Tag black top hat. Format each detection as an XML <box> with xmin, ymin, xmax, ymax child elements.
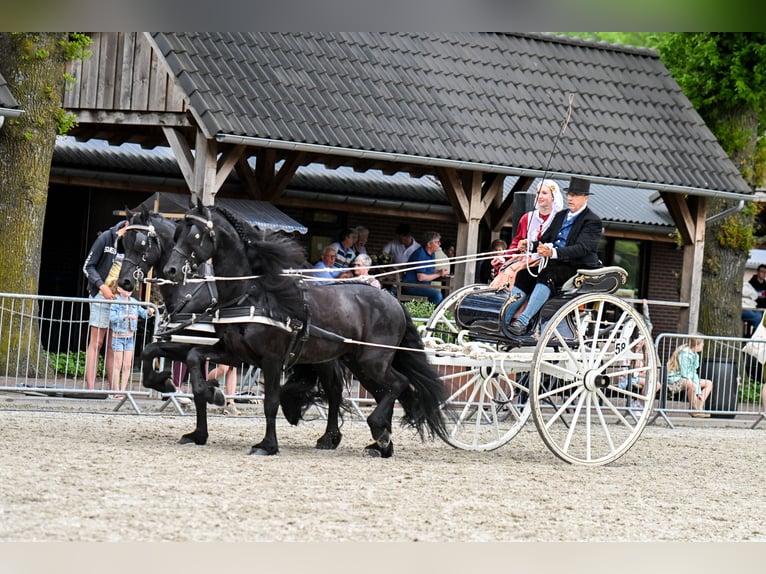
<box><xmin>564</xmin><ymin>177</ymin><xmax>592</xmax><ymax>195</ymax></box>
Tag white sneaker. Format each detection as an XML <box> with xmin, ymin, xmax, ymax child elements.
<box><xmin>223</xmin><ymin>403</ymin><xmax>241</xmax><ymax>416</ymax></box>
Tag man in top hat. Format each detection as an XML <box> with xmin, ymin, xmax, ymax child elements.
<box><xmin>505</xmin><ymin>176</ymin><xmax>603</xmax><ymax>336</ymax></box>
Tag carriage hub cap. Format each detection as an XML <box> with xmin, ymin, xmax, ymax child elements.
<box><xmin>583</xmin><ymin>370</ymin><xmax>609</xmax><ymax>392</ymax></box>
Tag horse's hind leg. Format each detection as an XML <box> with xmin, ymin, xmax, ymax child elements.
<box><xmin>357</xmin><ymin>378</ymin><xmax>397</xmax><ymax>458</ymax></box>
<box><xmin>314</xmin><ymin>362</ymin><xmax>343</xmax><ymax>450</ymax></box>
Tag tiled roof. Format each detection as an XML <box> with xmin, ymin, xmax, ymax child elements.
<box><xmin>0</xmin><ymin>71</ymin><xmax>20</xmax><ymax>111</ymax></box>
<box><xmin>150</xmin><ymin>32</ymin><xmax>750</xmax><ymax>195</ymax></box>
<box><xmin>52</xmin><ymin>137</ymin><xmax>672</xmax><ymax>232</ymax></box>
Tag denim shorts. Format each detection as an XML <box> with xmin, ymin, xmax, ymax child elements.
<box><xmin>88</xmin><ymin>295</ymin><xmax>111</xmax><ymax>329</ymax></box>
<box><xmin>111</xmin><ymin>336</ymin><xmax>136</xmax><ymax>352</ymax></box>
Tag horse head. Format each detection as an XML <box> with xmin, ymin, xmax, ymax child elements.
<box><xmin>163</xmin><ymin>203</ymin><xmax>221</xmax><ymax>282</ymax></box>
<box><xmin>118</xmin><ymin>208</ymin><xmax>176</xmax><ymax>292</ymax></box>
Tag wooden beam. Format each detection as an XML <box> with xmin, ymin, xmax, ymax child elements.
<box><xmin>73</xmin><ymin>109</ymin><xmax>190</xmax><ymax>127</ymax></box>
<box><xmin>660</xmin><ymin>191</ymin><xmax>694</xmax><ymax>244</ymax></box>
<box><xmin>162</xmin><ymin>126</ymin><xmax>195</xmax><ymax>190</ymax></box>
<box><xmin>194</xmin><ymin>129</ymin><xmax>218</xmax><ymax>205</ymax></box>
<box><xmin>266</xmin><ymin>151</ymin><xmax>307</xmax><ymax>201</ymax></box>
<box><xmin>436</xmin><ymin>167</ymin><xmax>469</xmax><ymax>223</ymax></box>
<box><xmin>214</xmin><ymin>144</ymin><xmax>246</xmax><ymax>193</ymax></box>
<box><xmin>234</xmin><ymin>156</ymin><xmax>263</xmax><ymax>200</ymax></box>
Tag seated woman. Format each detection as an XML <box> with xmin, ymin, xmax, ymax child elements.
<box><xmin>490</xmin><ymin>179</ymin><xmax>564</xmax><ymax>290</ymax></box>
<box><xmin>352</xmin><ymin>254</ymin><xmax>381</xmax><ymax>288</ymax></box>
<box><xmin>666</xmin><ymin>336</ymin><xmax>714</xmax><ymax>418</ymax></box>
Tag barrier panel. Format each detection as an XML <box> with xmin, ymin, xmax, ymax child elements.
<box><xmin>3</xmin><ymin>292</ymin><xmax>764</xmax><ymax>430</ymax></box>
<box><xmin>0</xmin><ymin>292</ymin><xmax>159</xmax><ymax>412</ymax></box>
<box><xmin>653</xmin><ymin>333</ymin><xmax>766</xmax><ymax>429</ymax></box>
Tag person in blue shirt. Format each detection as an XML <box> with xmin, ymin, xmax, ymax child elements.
<box><xmin>401</xmin><ymin>232</ymin><xmax>449</xmax><ymax>304</ymax></box>
<box><xmin>109</xmin><ymin>281</ymin><xmax>153</xmax><ymax>399</ymax></box>
<box><xmin>666</xmin><ymin>336</ymin><xmax>713</xmax><ymax>418</ymax></box>
<box><xmin>312</xmin><ymin>246</ymin><xmax>342</xmax><ymax>284</ymax></box>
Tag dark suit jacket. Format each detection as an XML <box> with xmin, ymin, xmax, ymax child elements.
<box><xmin>535</xmin><ymin>206</ymin><xmax>603</xmax><ymax>268</ymax></box>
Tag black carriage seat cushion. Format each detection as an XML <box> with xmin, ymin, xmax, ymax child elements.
<box><xmin>559</xmin><ymin>266</ymin><xmax>628</xmax><ymax>294</ymax></box>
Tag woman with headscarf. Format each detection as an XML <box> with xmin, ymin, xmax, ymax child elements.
<box><xmin>489</xmin><ymin>179</ymin><xmax>564</xmax><ymax>290</ymax></box>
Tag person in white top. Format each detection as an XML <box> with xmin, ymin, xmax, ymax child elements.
<box><xmin>382</xmin><ymin>223</ymin><xmax>421</xmax><ymax>280</ymax></box>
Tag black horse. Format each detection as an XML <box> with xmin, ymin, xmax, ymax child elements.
<box><xmin>163</xmin><ymin>203</ymin><xmax>449</xmax><ymax>457</ymax></box>
<box><xmin>117</xmin><ymin>207</ymin><xmax>347</xmax><ymax>450</ymax></box>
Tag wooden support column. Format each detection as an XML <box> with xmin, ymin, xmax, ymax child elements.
<box><xmin>162</xmin><ymin>126</ymin><xmax>246</xmax><ymax>205</ymax></box>
<box><xmin>661</xmin><ymin>192</ymin><xmax>706</xmax><ymax>333</ymax></box>
<box><xmin>437</xmin><ymin>168</ymin><xmax>503</xmax><ymax>287</ymax></box>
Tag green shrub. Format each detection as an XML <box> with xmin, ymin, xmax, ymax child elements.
<box><xmin>45</xmin><ymin>350</ymin><xmax>104</xmax><ymax>378</ymax></box>
<box><xmin>403</xmin><ymin>300</ymin><xmax>436</xmax><ymax>321</ymax></box>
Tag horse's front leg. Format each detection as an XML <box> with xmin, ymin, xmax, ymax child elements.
<box><xmin>315</xmin><ymin>362</ymin><xmax>344</xmax><ymax>450</ymax></box>
<box><xmin>140</xmin><ymin>342</ymin><xmax>180</xmax><ymax>394</ymax></box>
<box><xmin>250</xmin><ymin>364</ymin><xmax>281</xmax><ymax>456</ymax></box>
<box><xmin>178</xmin><ymin>349</ymin><xmax>211</xmax><ymax>446</ymax></box>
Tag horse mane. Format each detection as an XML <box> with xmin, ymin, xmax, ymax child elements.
<box><xmin>210</xmin><ymin>205</ymin><xmax>309</xmax><ymax>320</ymax></box>
<box><xmin>212</xmin><ymin>205</ymin><xmax>307</xmax><ymax>275</ymax></box>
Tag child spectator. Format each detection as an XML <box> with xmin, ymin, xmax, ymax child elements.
<box><xmin>109</xmin><ymin>281</ymin><xmax>153</xmax><ymax>399</ymax></box>
<box><xmin>666</xmin><ymin>336</ymin><xmax>713</xmax><ymax>418</ymax></box>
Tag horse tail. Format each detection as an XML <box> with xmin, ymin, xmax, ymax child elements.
<box><xmin>280</xmin><ymin>361</ymin><xmax>349</xmax><ymax>425</ymax></box>
<box><xmin>392</xmin><ymin>307</ymin><xmax>449</xmax><ymax>442</ymax></box>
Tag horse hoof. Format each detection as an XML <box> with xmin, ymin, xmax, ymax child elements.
<box><xmin>364</xmin><ymin>441</ymin><xmax>393</xmax><ymax>458</ymax></box>
<box><xmin>207</xmin><ymin>387</ymin><xmax>225</xmax><ymax>407</ymax></box>
<box><xmin>179</xmin><ymin>433</ymin><xmax>206</xmax><ymax>446</ymax></box>
<box><xmin>315</xmin><ymin>432</ymin><xmax>342</xmax><ymax>450</ymax></box>
<box><xmin>249</xmin><ymin>446</ymin><xmax>278</xmax><ymax>456</ymax></box>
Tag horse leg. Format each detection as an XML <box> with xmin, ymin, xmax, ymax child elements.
<box><xmin>178</xmin><ymin>348</ymin><xmax>211</xmax><ymax>445</ymax></box>
<box><xmin>140</xmin><ymin>342</ymin><xmax>180</xmax><ymax>394</ymax></box>
<box><xmin>356</xmin><ymin>375</ymin><xmax>397</xmax><ymax>458</ymax></box>
<box><xmin>314</xmin><ymin>362</ymin><xmax>344</xmax><ymax>450</ymax></box>
<box><xmin>250</xmin><ymin>363</ymin><xmax>281</xmax><ymax>456</ymax></box>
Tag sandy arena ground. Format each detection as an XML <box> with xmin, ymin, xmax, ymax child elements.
<box><xmin>1</xmin><ymin>396</ymin><xmax>765</xmax><ymax>543</ymax></box>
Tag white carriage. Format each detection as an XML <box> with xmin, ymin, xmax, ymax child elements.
<box><xmin>421</xmin><ymin>266</ymin><xmax>658</xmax><ymax>466</ymax></box>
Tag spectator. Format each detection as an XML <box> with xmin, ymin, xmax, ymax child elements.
<box><xmin>207</xmin><ymin>363</ymin><xmax>240</xmax><ymax>416</ymax></box>
<box><xmin>82</xmin><ymin>219</ymin><xmax>128</xmax><ymax>391</ymax></box>
<box><xmin>352</xmin><ymin>254</ymin><xmax>381</xmax><ymax>288</ymax></box>
<box><xmin>401</xmin><ymin>231</ymin><xmax>449</xmax><ymax>304</ymax></box>
<box><xmin>382</xmin><ymin>223</ymin><xmax>421</xmax><ymax>277</ymax></box>
<box><xmin>748</xmin><ymin>264</ymin><xmax>766</xmax><ymax>308</ymax></box>
<box><xmin>666</xmin><ymin>336</ymin><xmax>713</xmax><ymax>418</ymax></box>
<box><xmin>312</xmin><ymin>246</ymin><xmax>341</xmax><ymax>284</ymax></box>
<box><xmin>503</xmin><ymin>177</ymin><xmax>602</xmax><ymax>336</ymax></box>
<box><xmin>478</xmin><ymin>239</ymin><xmax>507</xmax><ymax>284</ymax></box>
<box><xmin>742</xmin><ymin>280</ymin><xmax>764</xmax><ymax>336</ymax></box>
<box><xmin>328</xmin><ymin>228</ymin><xmax>357</xmax><ymax>278</ymax></box>
<box><xmin>108</xmin><ymin>281</ymin><xmax>153</xmax><ymax>399</ymax></box>
<box><xmin>353</xmin><ymin>226</ymin><xmax>369</xmax><ymax>255</ymax></box>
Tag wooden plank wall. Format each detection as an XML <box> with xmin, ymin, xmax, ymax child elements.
<box><xmin>63</xmin><ymin>32</ymin><xmax>186</xmax><ymax>113</ymax></box>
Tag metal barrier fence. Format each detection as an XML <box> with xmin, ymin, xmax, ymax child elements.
<box><xmin>653</xmin><ymin>332</ymin><xmax>766</xmax><ymax>429</ymax></box>
<box><xmin>0</xmin><ymin>292</ymin><xmax>162</xmax><ymax>412</ymax></box>
<box><xmin>2</xmin><ymin>291</ymin><xmax>765</xmax><ymax>429</ymax></box>
<box><xmin>0</xmin><ymin>291</ymin><xmax>375</xmax><ymax>417</ymax></box>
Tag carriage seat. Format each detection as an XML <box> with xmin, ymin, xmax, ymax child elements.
<box><xmin>455</xmin><ymin>265</ymin><xmax>628</xmax><ymax>340</ymax></box>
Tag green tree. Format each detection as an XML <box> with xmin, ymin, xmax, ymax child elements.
<box><xmin>658</xmin><ymin>33</ymin><xmax>766</xmax><ymax>336</ymax></box>
<box><xmin>570</xmin><ymin>32</ymin><xmax>766</xmax><ymax>336</ymax></box>
<box><xmin>0</xmin><ymin>32</ymin><xmax>90</xmax><ymax>376</ymax></box>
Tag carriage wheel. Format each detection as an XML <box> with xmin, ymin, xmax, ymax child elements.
<box><xmin>433</xmin><ymin>350</ymin><xmax>532</xmax><ymax>451</ymax></box>
<box><xmin>529</xmin><ymin>293</ymin><xmax>657</xmax><ymax>466</ymax></box>
<box><xmin>423</xmin><ymin>284</ymin><xmax>488</xmax><ymax>343</ymax></box>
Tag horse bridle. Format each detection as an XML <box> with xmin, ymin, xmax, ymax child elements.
<box><xmin>120</xmin><ymin>223</ymin><xmax>158</xmax><ymax>284</ymax></box>
<box><xmin>172</xmin><ymin>210</ymin><xmax>216</xmax><ymax>280</ymax></box>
